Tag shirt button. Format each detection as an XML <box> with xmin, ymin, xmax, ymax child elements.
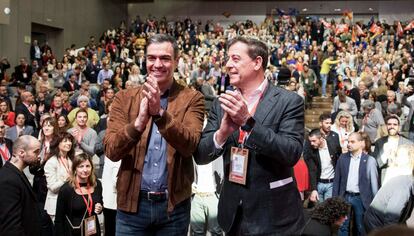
<box><xmin>155</xmin><ymin>146</ymin><xmax>159</xmax><ymax>150</ymax></box>
<box><xmin>156</xmin><ymin>131</ymin><xmax>160</xmax><ymax>134</ymax></box>
<box><xmin>154</xmin><ymin>163</ymin><xmax>158</xmax><ymax>167</ymax></box>
<box><xmin>153</xmin><ymin>179</ymin><xmax>157</xmax><ymax>183</ymax></box>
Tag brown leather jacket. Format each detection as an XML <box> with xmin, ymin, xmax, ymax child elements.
<box><xmin>104</xmin><ymin>80</ymin><xmax>205</xmax><ymax>213</ymax></box>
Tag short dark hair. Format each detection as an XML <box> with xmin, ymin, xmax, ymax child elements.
<box><xmin>75</xmin><ymin>108</ymin><xmax>88</xmax><ymax>119</ymax></box>
<box><xmin>147</xmin><ymin>34</ymin><xmax>179</xmax><ymax>59</ymax></box>
<box><xmin>319</xmin><ymin>113</ymin><xmax>331</xmax><ymax>122</ymax></box>
<box><xmin>309</xmin><ymin>128</ymin><xmax>322</xmax><ymax>138</ymax></box>
<box><xmin>385</xmin><ymin>114</ymin><xmax>400</xmax><ymax>125</ymax></box>
<box><xmin>227</xmin><ymin>36</ymin><xmax>268</xmax><ymax>69</ymax></box>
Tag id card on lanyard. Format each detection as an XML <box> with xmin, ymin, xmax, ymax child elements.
<box><xmin>77</xmin><ymin>182</ymin><xmax>97</xmax><ymax>236</ymax></box>
<box><xmin>229</xmin><ymin>85</ymin><xmax>266</xmax><ymax>186</ymax></box>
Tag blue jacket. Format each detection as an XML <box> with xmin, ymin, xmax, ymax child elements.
<box><xmin>333</xmin><ymin>152</ymin><xmax>379</xmax><ymax>209</ymax></box>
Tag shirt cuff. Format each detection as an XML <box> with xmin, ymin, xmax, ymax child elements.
<box><xmin>213</xmin><ymin>131</ymin><xmax>226</xmax><ymax>149</ymax></box>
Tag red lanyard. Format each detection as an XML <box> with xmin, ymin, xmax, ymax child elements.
<box><xmin>76</xmin><ymin>182</ymin><xmax>93</xmax><ymax>216</ymax></box>
<box><xmin>58</xmin><ymin>157</ymin><xmax>70</xmax><ymax>175</ymax></box>
<box><xmin>0</xmin><ymin>144</ymin><xmax>10</xmax><ymax>161</ymax></box>
<box><xmin>238</xmin><ymin>87</ymin><xmax>266</xmax><ymax>144</ymax></box>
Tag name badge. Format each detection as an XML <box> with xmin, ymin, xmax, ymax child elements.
<box><xmin>84</xmin><ymin>215</ymin><xmax>97</xmax><ymax>236</ymax></box>
<box><xmin>229</xmin><ymin>147</ymin><xmax>249</xmax><ymax>185</ymax></box>
<box><xmin>23</xmin><ymin>73</ymin><xmax>27</xmax><ymax>78</ymax></box>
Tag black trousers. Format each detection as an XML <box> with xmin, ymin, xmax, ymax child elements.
<box><xmin>103</xmin><ymin>208</ymin><xmax>117</xmax><ymax>236</ymax></box>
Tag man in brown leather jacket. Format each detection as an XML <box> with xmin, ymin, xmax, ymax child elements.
<box><xmin>104</xmin><ymin>34</ymin><xmax>204</xmax><ymax>235</ymax></box>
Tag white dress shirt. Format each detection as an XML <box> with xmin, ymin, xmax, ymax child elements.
<box><xmin>346</xmin><ymin>153</ymin><xmax>361</xmax><ymax>193</ymax></box>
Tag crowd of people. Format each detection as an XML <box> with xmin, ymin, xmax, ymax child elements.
<box><xmin>0</xmin><ymin>12</ymin><xmax>413</xmax><ymax>236</ymax></box>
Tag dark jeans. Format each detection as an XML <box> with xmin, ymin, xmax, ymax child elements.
<box><xmin>116</xmin><ymin>196</ymin><xmax>191</xmax><ymax>236</ymax></box>
<box><xmin>339</xmin><ymin>194</ymin><xmax>365</xmax><ymax>236</ymax></box>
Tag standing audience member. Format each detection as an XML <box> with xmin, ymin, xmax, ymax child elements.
<box><xmin>372</xmin><ymin>115</ymin><xmax>412</xmax><ymax>184</ymax></box>
<box><xmin>364</xmin><ymin>162</ymin><xmax>414</xmax><ymax>233</ymax></box>
<box><xmin>0</xmin><ymin>135</ymin><xmax>42</xmax><ymax>235</ymax></box>
<box><xmin>44</xmin><ymin>132</ymin><xmax>76</xmax><ymax>220</ymax></box>
<box><xmin>0</xmin><ymin>99</ymin><xmax>15</xmax><ymax>127</ymax></box>
<box><xmin>361</xmin><ymin>100</ymin><xmax>385</xmax><ymax>143</ymax></box>
<box><xmin>15</xmin><ymin>91</ymin><xmax>39</xmax><ymax>132</ymax></box>
<box><xmin>200</xmin><ymin>76</ymin><xmax>217</xmax><ymax>114</ymax></box>
<box><xmin>195</xmin><ymin>37</ymin><xmax>305</xmax><ymax>235</ymax></box>
<box><xmin>104</xmin><ymin>34</ymin><xmax>204</xmax><ymax>235</ymax></box>
<box><xmin>333</xmin><ymin>132</ymin><xmax>379</xmax><ymax>236</ymax></box>
<box><xmin>331</xmin><ymin>111</ymin><xmax>355</xmax><ymax>153</ymax></box>
<box><xmin>304</xmin><ymin>128</ymin><xmax>342</xmax><ymax>203</ymax></box>
<box><xmin>67</xmin><ymin>95</ymin><xmax>100</xmax><ymax>128</ymax></box>
<box><xmin>6</xmin><ymin>113</ymin><xmax>34</xmax><ymax>142</ymax></box>
<box><xmin>68</xmin><ymin>109</ymin><xmax>98</xmax><ymax>156</ymax></box>
<box><xmin>54</xmin><ymin>153</ymin><xmax>103</xmax><ymax>236</ymax></box>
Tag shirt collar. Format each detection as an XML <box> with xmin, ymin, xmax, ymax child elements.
<box><xmin>350</xmin><ymin>152</ymin><xmax>362</xmax><ymax>160</ymax></box>
<box><xmin>239</xmin><ymin>79</ymin><xmax>268</xmax><ymax>102</ymax></box>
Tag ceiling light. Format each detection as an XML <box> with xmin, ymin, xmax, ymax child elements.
<box><xmin>368</xmin><ymin>8</ymin><xmax>373</xmax><ymax>11</ymax></box>
<box><xmin>4</xmin><ymin>7</ymin><xmax>10</xmax><ymax>15</ymax></box>
<box><xmin>302</xmin><ymin>8</ymin><xmax>308</xmax><ymax>12</ymax></box>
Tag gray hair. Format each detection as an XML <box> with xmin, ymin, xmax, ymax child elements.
<box><xmin>361</xmin><ymin>100</ymin><xmax>375</xmax><ymax>110</ymax></box>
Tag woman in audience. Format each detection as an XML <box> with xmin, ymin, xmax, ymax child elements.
<box><xmin>331</xmin><ymin>111</ymin><xmax>354</xmax><ymax>153</ymax></box>
<box><xmin>57</xmin><ymin>114</ymin><xmax>70</xmax><ymax>133</ymax></box>
<box><xmin>44</xmin><ymin>132</ymin><xmax>76</xmax><ymax>220</ymax></box>
<box><xmin>55</xmin><ymin>153</ymin><xmax>103</xmax><ymax>236</ymax></box>
<box><xmin>0</xmin><ymin>99</ymin><xmax>15</xmax><ymax>127</ymax></box>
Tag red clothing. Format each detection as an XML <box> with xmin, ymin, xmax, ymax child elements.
<box><xmin>1</xmin><ymin>112</ymin><xmax>15</xmax><ymax>127</ymax></box>
<box><xmin>293</xmin><ymin>159</ymin><xmax>309</xmax><ymax>192</ymax></box>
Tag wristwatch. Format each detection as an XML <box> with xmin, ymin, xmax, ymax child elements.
<box><xmin>241</xmin><ymin>116</ymin><xmax>255</xmax><ymax>132</ymax></box>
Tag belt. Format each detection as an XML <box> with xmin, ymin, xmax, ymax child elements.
<box><xmin>345</xmin><ymin>191</ymin><xmax>360</xmax><ymax>197</ymax></box>
<box><xmin>140</xmin><ymin>190</ymin><xmax>167</xmax><ymax>201</ymax></box>
<box><xmin>195</xmin><ymin>192</ymin><xmax>215</xmax><ymax>197</ymax></box>
<box><xmin>319</xmin><ymin>178</ymin><xmax>334</xmax><ymax>183</ymax></box>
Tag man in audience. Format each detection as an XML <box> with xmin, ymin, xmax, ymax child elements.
<box><xmin>0</xmin><ymin>135</ymin><xmax>42</xmax><ymax>235</ymax></box>
<box><xmin>304</xmin><ymin>128</ymin><xmax>342</xmax><ymax>203</ymax></box>
<box><xmin>333</xmin><ymin>132</ymin><xmax>379</xmax><ymax>236</ymax></box>
<box><xmin>372</xmin><ymin>115</ymin><xmax>412</xmax><ymax>183</ymax></box>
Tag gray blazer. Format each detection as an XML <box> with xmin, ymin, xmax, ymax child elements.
<box><xmin>194</xmin><ymin>82</ymin><xmax>305</xmax><ymax>235</ymax></box>
<box><xmin>6</xmin><ymin>126</ymin><xmax>34</xmax><ymax>142</ymax></box>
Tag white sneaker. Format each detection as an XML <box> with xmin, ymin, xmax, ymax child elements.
<box><xmin>321</xmin><ymin>95</ymin><xmax>327</xmax><ymax>98</ymax></box>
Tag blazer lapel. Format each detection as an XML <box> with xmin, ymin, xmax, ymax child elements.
<box><xmin>252</xmin><ymin>84</ymin><xmax>279</xmax><ymax>125</ymax></box>
<box><xmin>359</xmin><ymin>154</ymin><xmax>368</xmax><ymax>181</ymax></box>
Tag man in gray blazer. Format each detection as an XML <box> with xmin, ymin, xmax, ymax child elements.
<box><xmin>333</xmin><ymin>132</ymin><xmax>379</xmax><ymax>236</ymax></box>
<box><xmin>194</xmin><ymin>37</ymin><xmax>305</xmax><ymax>235</ymax></box>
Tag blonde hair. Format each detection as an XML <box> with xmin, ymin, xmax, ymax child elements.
<box><xmin>334</xmin><ymin>111</ymin><xmax>354</xmax><ymax>132</ymax></box>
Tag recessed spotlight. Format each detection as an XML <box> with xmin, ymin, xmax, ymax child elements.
<box><xmin>334</xmin><ymin>8</ymin><xmax>341</xmax><ymax>12</ymax></box>
<box><xmin>368</xmin><ymin>8</ymin><xmax>373</xmax><ymax>11</ymax></box>
<box><xmin>302</xmin><ymin>8</ymin><xmax>308</xmax><ymax>12</ymax></box>
<box><xmin>4</xmin><ymin>7</ymin><xmax>11</xmax><ymax>15</ymax></box>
